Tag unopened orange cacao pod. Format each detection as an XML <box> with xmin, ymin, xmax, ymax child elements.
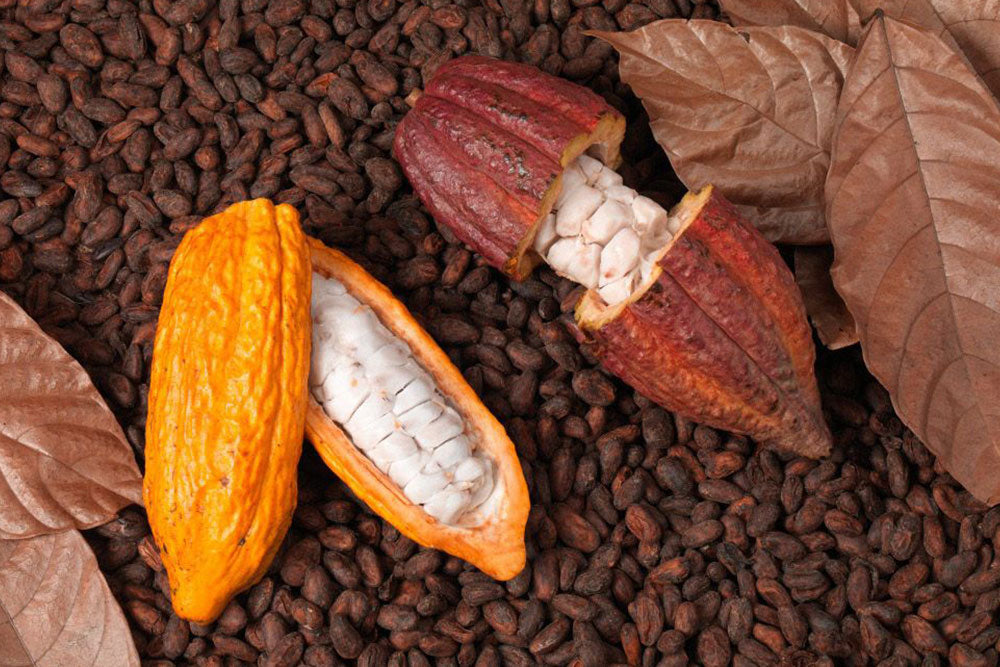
<box><xmin>144</xmin><ymin>199</ymin><xmax>311</xmax><ymax>624</ymax></box>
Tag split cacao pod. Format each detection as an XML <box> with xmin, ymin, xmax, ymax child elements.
<box><xmin>394</xmin><ymin>56</ymin><xmax>831</xmax><ymax>456</ymax></box>
<box><xmin>305</xmin><ymin>239</ymin><xmax>530</xmax><ymax>580</ymax></box>
<box><xmin>144</xmin><ymin>199</ymin><xmax>311</xmax><ymax>624</ymax></box>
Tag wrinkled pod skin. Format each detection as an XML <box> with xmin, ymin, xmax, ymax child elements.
<box><xmin>394</xmin><ymin>55</ymin><xmax>831</xmax><ymax>457</ymax></box>
<box><xmin>144</xmin><ymin>199</ymin><xmax>311</xmax><ymax>624</ymax></box>
<box><xmin>305</xmin><ymin>239</ymin><xmax>530</xmax><ymax>580</ymax></box>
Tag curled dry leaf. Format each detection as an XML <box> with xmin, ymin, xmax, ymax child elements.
<box><xmin>826</xmin><ymin>15</ymin><xmax>1000</xmax><ymax>504</ymax></box>
<box><xmin>852</xmin><ymin>0</ymin><xmax>1000</xmax><ymax>101</ymax></box>
<box><xmin>0</xmin><ymin>293</ymin><xmax>142</xmax><ymax>540</ymax></box>
<box><xmin>721</xmin><ymin>0</ymin><xmax>862</xmax><ymax>45</ymax></box>
<box><xmin>0</xmin><ymin>530</ymin><xmax>140</xmax><ymax>666</ymax></box>
<box><xmin>793</xmin><ymin>246</ymin><xmax>858</xmax><ymax>350</ymax></box>
<box><xmin>597</xmin><ymin>21</ymin><xmax>853</xmax><ymax>245</ymax></box>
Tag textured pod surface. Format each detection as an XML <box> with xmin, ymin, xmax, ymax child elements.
<box><xmin>576</xmin><ymin>186</ymin><xmax>830</xmax><ymax>456</ymax></box>
<box><xmin>305</xmin><ymin>239</ymin><xmax>529</xmax><ymax>580</ymax></box>
<box><xmin>144</xmin><ymin>199</ymin><xmax>311</xmax><ymax>624</ymax></box>
<box><xmin>393</xmin><ymin>55</ymin><xmax>625</xmax><ymax>279</ymax></box>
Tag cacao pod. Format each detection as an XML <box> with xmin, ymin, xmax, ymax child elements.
<box><xmin>394</xmin><ymin>55</ymin><xmax>831</xmax><ymax>456</ymax></box>
<box><xmin>144</xmin><ymin>199</ymin><xmax>311</xmax><ymax>624</ymax></box>
<box><xmin>305</xmin><ymin>239</ymin><xmax>529</xmax><ymax>580</ymax></box>
<box><xmin>575</xmin><ymin>186</ymin><xmax>829</xmax><ymax>456</ymax></box>
<box><xmin>393</xmin><ymin>55</ymin><xmax>626</xmax><ymax>280</ymax></box>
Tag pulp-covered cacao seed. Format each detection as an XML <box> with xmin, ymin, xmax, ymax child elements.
<box><xmin>533</xmin><ymin>153</ymin><xmax>678</xmax><ymax>305</ymax></box>
<box><xmin>305</xmin><ymin>239</ymin><xmax>530</xmax><ymax>580</ymax></box>
<box><xmin>395</xmin><ymin>55</ymin><xmax>831</xmax><ymax>456</ymax></box>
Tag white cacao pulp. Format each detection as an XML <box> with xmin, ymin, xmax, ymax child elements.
<box><xmin>309</xmin><ymin>274</ymin><xmax>497</xmax><ymax>526</ymax></box>
<box><xmin>533</xmin><ymin>154</ymin><xmax>679</xmax><ymax>305</ymax></box>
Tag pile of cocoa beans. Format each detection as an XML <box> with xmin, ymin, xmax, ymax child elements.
<box><xmin>4</xmin><ymin>0</ymin><xmax>997</xmax><ymax>664</ymax></box>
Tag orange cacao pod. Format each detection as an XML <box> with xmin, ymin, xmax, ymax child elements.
<box><xmin>305</xmin><ymin>239</ymin><xmax>529</xmax><ymax>579</ymax></box>
<box><xmin>144</xmin><ymin>199</ymin><xmax>311</xmax><ymax>623</ymax></box>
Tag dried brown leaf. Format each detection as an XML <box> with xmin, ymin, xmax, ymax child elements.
<box><xmin>598</xmin><ymin>21</ymin><xmax>853</xmax><ymax>244</ymax></box>
<box><xmin>0</xmin><ymin>530</ymin><xmax>140</xmax><ymax>666</ymax></box>
<box><xmin>826</xmin><ymin>15</ymin><xmax>1000</xmax><ymax>504</ymax></box>
<box><xmin>852</xmin><ymin>0</ymin><xmax>1000</xmax><ymax>101</ymax></box>
<box><xmin>794</xmin><ymin>246</ymin><xmax>858</xmax><ymax>350</ymax></box>
<box><xmin>0</xmin><ymin>293</ymin><xmax>142</xmax><ymax>540</ymax></box>
<box><xmin>721</xmin><ymin>0</ymin><xmax>862</xmax><ymax>45</ymax></box>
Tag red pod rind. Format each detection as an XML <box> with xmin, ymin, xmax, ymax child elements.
<box><xmin>576</xmin><ymin>187</ymin><xmax>830</xmax><ymax>456</ymax></box>
<box><xmin>393</xmin><ymin>55</ymin><xmax>626</xmax><ymax>279</ymax></box>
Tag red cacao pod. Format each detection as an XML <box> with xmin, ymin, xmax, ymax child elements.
<box><xmin>394</xmin><ymin>55</ymin><xmax>626</xmax><ymax>280</ymax></box>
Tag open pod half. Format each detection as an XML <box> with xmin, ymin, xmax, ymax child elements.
<box><xmin>304</xmin><ymin>239</ymin><xmax>529</xmax><ymax>580</ymax></box>
<box><xmin>395</xmin><ymin>56</ymin><xmax>831</xmax><ymax>456</ymax></box>
<box><xmin>394</xmin><ymin>55</ymin><xmax>626</xmax><ymax>280</ymax></box>
<box><xmin>575</xmin><ymin>186</ymin><xmax>830</xmax><ymax>457</ymax></box>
